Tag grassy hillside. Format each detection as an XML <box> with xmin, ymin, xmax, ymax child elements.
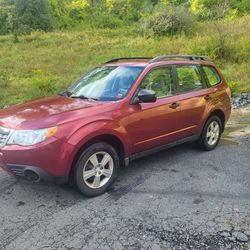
<box><xmin>0</xmin><ymin>15</ymin><xmax>249</xmax><ymax>108</ymax></box>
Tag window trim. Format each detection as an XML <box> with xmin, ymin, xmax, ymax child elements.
<box><xmin>201</xmin><ymin>65</ymin><xmax>222</xmax><ymax>88</ymax></box>
<box><xmin>131</xmin><ymin>65</ymin><xmax>177</xmax><ymax>103</ymax></box>
<box><xmin>174</xmin><ymin>64</ymin><xmax>207</xmax><ymax>94</ymax></box>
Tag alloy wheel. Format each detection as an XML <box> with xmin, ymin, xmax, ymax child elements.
<box><xmin>206</xmin><ymin>121</ymin><xmax>220</xmax><ymax>146</ymax></box>
<box><xmin>83</xmin><ymin>151</ymin><xmax>114</xmax><ymax>189</ymax></box>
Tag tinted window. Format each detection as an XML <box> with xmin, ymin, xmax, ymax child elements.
<box><xmin>140</xmin><ymin>67</ymin><xmax>174</xmax><ymax>98</ymax></box>
<box><xmin>176</xmin><ymin>65</ymin><xmax>203</xmax><ymax>93</ymax></box>
<box><xmin>202</xmin><ymin>66</ymin><xmax>221</xmax><ymax>87</ymax></box>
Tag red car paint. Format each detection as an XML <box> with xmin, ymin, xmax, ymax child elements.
<box><xmin>0</xmin><ymin>59</ymin><xmax>231</xmax><ymax>181</ymax></box>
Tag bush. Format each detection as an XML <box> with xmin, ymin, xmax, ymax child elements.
<box><xmin>140</xmin><ymin>5</ymin><xmax>196</xmax><ymax>36</ymax></box>
<box><xmin>89</xmin><ymin>12</ymin><xmax>123</xmax><ymax>29</ymax></box>
<box><xmin>228</xmin><ymin>81</ymin><xmax>239</xmax><ymax>96</ymax></box>
<box><xmin>111</xmin><ymin>0</ymin><xmax>150</xmax><ymax>22</ymax></box>
<box><xmin>229</xmin><ymin>0</ymin><xmax>250</xmax><ymax>15</ymax></box>
<box><xmin>15</xmin><ymin>24</ymin><xmax>32</xmax><ymax>35</ymax></box>
<box><xmin>188</xmin><ymin>16</ymin><xmax>250</xmax><ymax>62</ymax></box>
<box><xmin>50</xmin><ymin>0</ymin><xmax>74</xmax><ymax>30</ymax></box>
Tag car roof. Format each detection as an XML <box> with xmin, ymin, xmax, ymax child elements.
<box><xmin>104</xmin><ymin>60</ymin><xmax>215</xmax><ymax>68</ymax></box>
<box><xmin>103</xmin><ymin>55</ymin><xmax>215</xmax><ymax>68</ymax></box>
<box><xmin>105</xmin><ymin>61</ymin><xmax>150</xmax><ymax>67</ymax></box>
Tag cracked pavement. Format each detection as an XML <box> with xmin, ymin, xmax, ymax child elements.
<box><xmin>0</xmin><ymin>109</ymin><xmax>250</xmax><ymax>250</ymax></box>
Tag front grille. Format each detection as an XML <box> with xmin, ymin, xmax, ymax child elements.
<box><xmin>0</xmin><ymin>127</ymin><xmax>11</xmax><ymax>147</ymax></box>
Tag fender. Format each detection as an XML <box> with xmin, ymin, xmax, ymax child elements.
<box><xmin>66</xmin><ymin>119</ymin><xmax>132</xmax><ymax>157</ymax></box>
<box><xmin>199</xmin><ymin>104</ymin><xmax>226</xmax><ymax>135</ymax></box>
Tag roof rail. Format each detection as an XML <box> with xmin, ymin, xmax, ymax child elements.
<box><xmin>150</xmin><ymin>55</ymin><xmax>209</xmax><ymax>63</ymax></box>
<box><xmin>105</xmin><ymin>57</ymin><xmax>152</xmax><ymax>64</ymax></box>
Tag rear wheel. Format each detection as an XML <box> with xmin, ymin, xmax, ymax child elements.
<box><xmin>197</xmin><ymin>116</ymin><xmax>222</xmax><ymax>151</ymax></box>
<box><xmin>74</xmin><ymin>142</ymin><xmax>119</xmax><ymax>197</ymax></box>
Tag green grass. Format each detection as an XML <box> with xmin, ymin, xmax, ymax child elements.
<box><xmin>0</xmin><ymin>16</ymin><xmax>249</xmax><ymax>108</ymax></box>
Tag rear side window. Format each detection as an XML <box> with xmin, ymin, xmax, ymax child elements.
<box><xmin>176</xmin><ymin>65</ymin><xmax>203</xmax><ymax>93</ymax></box>
<box><xmin>140</xmin><ymin>67</ymin><xmax>174</xmax><ymax>98</ymax></box>
<box><xmin>202</xmin><ymin>66</ymin><xmax>221</xmax><ymax>87</ymax></box>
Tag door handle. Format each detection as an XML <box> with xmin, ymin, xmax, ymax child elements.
<box><xmin>204</xmin><ymin>95</ymin><xmax>212</xmax><ymax>101</ymax></box>
<box><xmin>169</xmin><ymin>102</ymin><xmax>180</xmax><ymax>109</ymax></box>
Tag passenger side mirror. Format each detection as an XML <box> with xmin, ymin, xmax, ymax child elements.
<box><xmin>133</xmin><ymin>89</ymin><xmax>157</xmax><ymax>104</ymax></box>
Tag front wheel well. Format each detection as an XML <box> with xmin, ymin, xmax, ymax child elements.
<box><xmin>69</xmin><ymin>134</ymin><xmax>126</xmax><ymax>183</ymax></box>
<box><xmin>207</xmin><ymin>110</ymin><xmax>225</xmax><ymax>132</ymax></box>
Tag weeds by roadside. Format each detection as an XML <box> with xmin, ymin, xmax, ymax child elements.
<box><xmin>0</xmin><ymin>15</ymin><xmax>249</xmax><ymax>108</ymax></box>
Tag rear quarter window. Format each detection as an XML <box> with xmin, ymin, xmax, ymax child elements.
<box><xmin>202</xmin><ymin>66</ymin><xmax>221</xmax><ymax>87</ymax></box>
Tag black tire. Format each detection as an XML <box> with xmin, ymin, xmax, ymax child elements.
<box><xmin>74</xmin><ymin>142</ymin><xmax>120</xmax><ymax>197</ymax></box>
<box><xmin>197</xmin><ymin>115</ymin><xmax>222</xmax><ymax>151</ymax></box>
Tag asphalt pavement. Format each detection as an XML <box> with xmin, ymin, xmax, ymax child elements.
<box><xmin>0</xmin><ymin>109</ymin><xmax>250</xmax><ymax>250</ymax></box>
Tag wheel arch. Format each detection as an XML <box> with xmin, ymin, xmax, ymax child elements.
<box><xmin>68</xmin><ymin>134</ymin><xmax>126</xmax><ymax>182</ymax></box>
<box><xmin>206</xmin><ymin>109</ymin><xmax>226</xmax><ymax>132</ymax></box>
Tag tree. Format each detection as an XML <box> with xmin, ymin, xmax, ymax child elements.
<box><xmin>67</xmin><ymin>0</ymin><xmax>89</xmax><ymax>20</ymax></box>
<box><xmin>49</xmin><ymin>0</ymin><xmax>73</xmax><ymax>29</ymax></box>
<box><xmin>110</xmin><ymin>0</ymin><xmax>150</xmax><ymax>22</ymax></box>
<box><xmin>0</xmin><ymin>0</ymin><xmax>15</xmax><ymax>35</ymax></box>
<box><xmin>229</xmin><ymin>0</ymin><xmax>250</xmax><ymax>15</ymax></box>
<box><xmin>14</xmin><ymin>0</ymin><xmax>53</xmax><ymax>33</ymax></box>
<box><xmin>191</xmin><ymin>0</ymin><xmax>230</xmax><ymax>19</ymax></box>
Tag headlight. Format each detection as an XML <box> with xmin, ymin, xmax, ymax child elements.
<box><xmin>7</xmin><ymin>127</ymin><xmax>58</xmax><ymax>146</ymax></box>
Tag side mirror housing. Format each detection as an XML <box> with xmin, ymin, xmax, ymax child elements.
<box><xmin>133</xmin><ymin>89</ymin><xmax>157</xmax><ymax>104</ymax></box>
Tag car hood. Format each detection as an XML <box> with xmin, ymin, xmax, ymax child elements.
<box><xmin>0</xmin><ymin>95</ymin><xmax>111</xmax><ymax>129</ymax></box>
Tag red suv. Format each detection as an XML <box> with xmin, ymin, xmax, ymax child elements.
<box><xmin>0</xmin><ymin>55</ymin><xmax>231</xmax><ymax>197</ymax></box>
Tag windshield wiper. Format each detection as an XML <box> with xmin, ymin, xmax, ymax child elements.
<box><xmin>58</xmin><ymin>90</ymin><xmax>72</xmax><ymax>97</ymax></box>
<box><xmin>71</xmin><ymin>95</ymin><xmax>99</xmax><ymax>101</ymax></box>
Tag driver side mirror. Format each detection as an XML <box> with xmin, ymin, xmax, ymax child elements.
<box><xmin>132</xmin><ymin>89</ymin><xmax>157</xmax><ymax>104</ymax></box>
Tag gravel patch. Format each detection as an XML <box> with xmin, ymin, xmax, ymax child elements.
<box><xmin>232</xmin><ymin>93</ymin><xmax>250</xmax><ymax>108</ymax></box>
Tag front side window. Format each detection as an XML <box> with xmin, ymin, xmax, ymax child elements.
<box><xmin>176</xmin><ymin>65</ymin><xmax>203</xmax><ymax>93</ymax></box>
<box><xmin>140</xmin><ymin>67</ymin><xmax>174</xmax><ymax>98</ymax></box>
<box><xmin>68</xmin><ymin>66</ymin><xmax>144</xmax><ymax>101</ymax></box>
<box><xmin>202</xmin><ymin>66</ymin><xmax>221</xmax><ymax>87</ymax></box>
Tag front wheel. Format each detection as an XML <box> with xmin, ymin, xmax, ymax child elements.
<box><xmin>197</xmin><ymin>116</ymin><xmax>222</xmax><ymax>151</ymax></box>
<box><xmin>74</xmin><ymin>142</ymin><xmax>119</xmax><ymax>197</ymax></box>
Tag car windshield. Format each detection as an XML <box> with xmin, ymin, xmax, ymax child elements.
<box><xmin>68</xmin><ymin>66</ymin><xmax>144</xmax><ymax>101</ymax></box>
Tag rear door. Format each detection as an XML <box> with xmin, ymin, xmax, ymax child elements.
<box><xmin>128</xmin><ymin>66</ymin><xmax>183</xmax><ymax>153</ymax></box>
<box><xmin>174</xmin><ymin>64</ymin><xmax>209</xmax><ymax>137</ymax></box>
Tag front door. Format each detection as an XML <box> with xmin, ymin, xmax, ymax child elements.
<box><xmin>128</xmin><ymin>66</ymin><xmax>182</xmax><ymax>153</ymax></box>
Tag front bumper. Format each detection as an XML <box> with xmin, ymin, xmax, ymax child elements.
<box><xmin>0</xmin><ymin>137</ymin><xmax>76</xmax><ymax>184</ymax></box>
<box><xmin>0</xmin><ymin>159</ymin><xmax>68</xmax><ymax>184</ymax></box>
